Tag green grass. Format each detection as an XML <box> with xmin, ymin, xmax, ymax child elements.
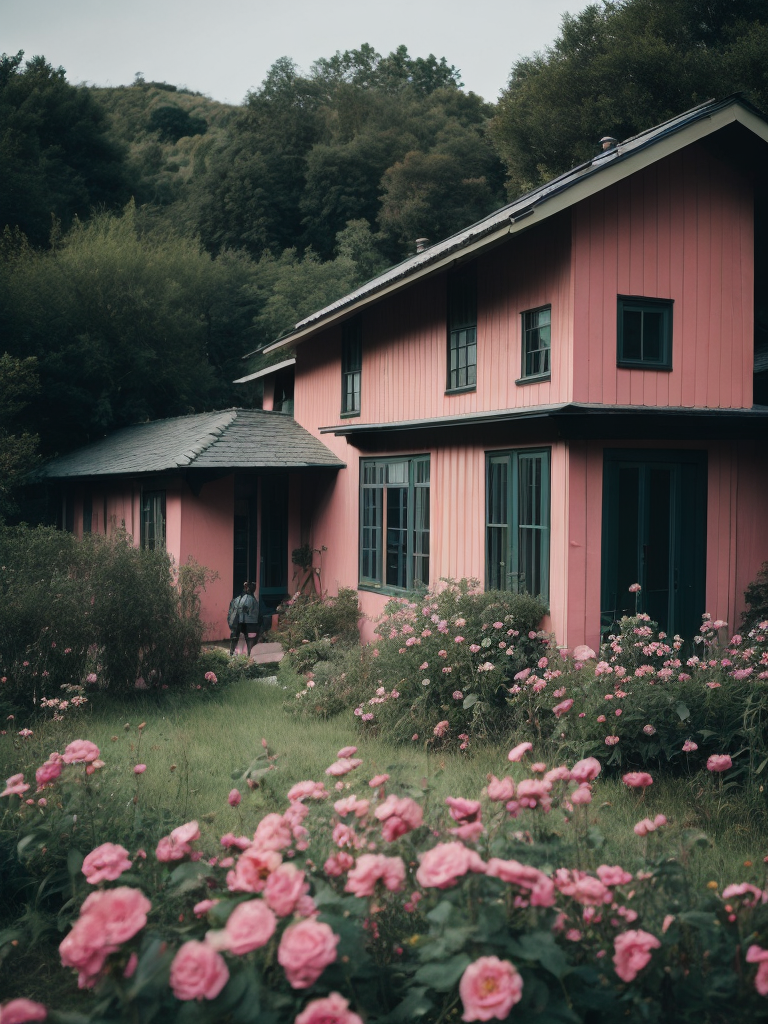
<box><xmin>2</xmin><ymin>677</ymin><xmax>765</xmax><ymax>885</ymax></box>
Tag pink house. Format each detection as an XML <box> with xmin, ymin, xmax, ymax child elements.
<box><xmin>46</xmin><ymin>96</ymin><xmax>768</xmax><ymax>650</ymax></box>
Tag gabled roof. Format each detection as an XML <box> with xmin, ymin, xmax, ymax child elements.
<box><xmin>42</xmin><ymin>409</ymin><xmax>344</xmax><ymax>479</ymax></box>
<box><xmin>263</xmin><ymin>94</ymin><xmax>768</xmax><ymax>355</ymax></box>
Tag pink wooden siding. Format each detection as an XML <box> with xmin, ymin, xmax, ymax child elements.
<box><xmin>571</xmin><ymin>145</ymin><xmax>754</xmax><ymax>409</ymax></box>
<box><xmin>180</xmin><ymin>476</ymin><xmax>234</xmax><ymax>639</ymax></box>
<box><xmin>295</xmin><ymin>214</ymin><xmax>573</xmax><ymax>433</ymax></box>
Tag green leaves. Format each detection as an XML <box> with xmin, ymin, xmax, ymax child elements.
<box><xmin>414</xmin><ymin>953</ymin><xmax>471</xmax><ymax>990</ymax></box>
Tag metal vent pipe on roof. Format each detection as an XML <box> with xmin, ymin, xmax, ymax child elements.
<box><xmin>600</xmin><ymin>136</ymin><xmax>618</xmax><ymax>151</ymax></box>
<box><xmin>415</xmin><ymin>237</ymin><xmax>430</xmax><ymax>253</ymax></box>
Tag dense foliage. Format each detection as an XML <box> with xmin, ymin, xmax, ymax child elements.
<box><xmin>0</xmin><ymin>525</ymin><xmax>212</xmax><ymax>716</ymax></box>
<box><xmin>3</xmin><ymin>733</ymin><xmax>768</xmax><ymax>1022</ymax></box>
<box><xmin>490</xmin><ymin>0</ymin><xmax>768</xmax><ymax>198</ymax></box>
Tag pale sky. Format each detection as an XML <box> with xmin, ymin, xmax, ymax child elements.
<box><xmin>3</xmin><ymin>0</ymin><xmax>588</xmax><ymax>105</ymax></box>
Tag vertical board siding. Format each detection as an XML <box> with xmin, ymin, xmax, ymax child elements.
<box><xmin>571</xmin><ymin>145</ymin><xmax>754</xmax><ymax>409</ymax></box>
<box><xmin>180</xmin><ymin>476</ymin><xmax>234</xmax><ymax>641</ymax></box>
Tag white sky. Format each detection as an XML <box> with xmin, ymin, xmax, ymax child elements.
<box><xmin>3</xmin><ymin>0</ymin><xmax>588</xmax><ymax>105</ymax></box>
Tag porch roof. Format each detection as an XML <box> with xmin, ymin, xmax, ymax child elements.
<box><xmin>42</xmin><ymin>408</ymin><xmax>345</xmax><ymax>479</ymax></box>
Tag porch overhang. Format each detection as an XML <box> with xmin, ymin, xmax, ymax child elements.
<box><xmin>319</xmin><ymin>404</ymin><xmax>768</xmax><ymax>449</ymax></box>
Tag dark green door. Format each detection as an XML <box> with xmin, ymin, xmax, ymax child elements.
<box><xmin>260</xmin><ymin>476</ymin><xmax>288</xmax><ymax>613</ymax></box>
<box><xmin>601</xmin><ymin>450</ymin><xmax>706</xmax><ymax>639</ymax></box>
<box><xmin>233</xmin><ymin>496</ymin><xmax>257</xmax><ymax>597</ymax></box>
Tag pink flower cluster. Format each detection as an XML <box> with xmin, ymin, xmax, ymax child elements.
<box><xmin>59</xmin><ymin>887</ymin><xmax>151</xmax><ymax>989</ymax></box>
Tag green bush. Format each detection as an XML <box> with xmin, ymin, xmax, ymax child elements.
<box><xmin>281</xmin><ymin>644</ymin><xmax>378</xmax><ymax>720</ymax></box>
<box><xmin>743</xmin><ymin>562</ymin><xmax>768</xmax><ymax>630</ymax></box>
<box><xmin>276</xmin><ymin>587</ymin><xmax>362</xmax><ymax>651</ymax></box>
<box><xmin>0</xmin><ymin>525</ymin><xmax>213</xmax><ymax>716</ymax></box>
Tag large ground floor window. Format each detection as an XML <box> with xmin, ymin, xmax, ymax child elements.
<box><xmin>486</xmin><ymin>448</ymin><xmax>550</xmax><ymax>598</ymax></box>
<box><xmin>360</xmin><ymin>455</ymin><xmax>430</xmax><ymax>591</ymax></box>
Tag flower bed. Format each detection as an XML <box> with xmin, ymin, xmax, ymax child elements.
<box><xmin>3</xmin><ymin>734</ymin><xmax>768</xmax><ymax>1022</ymax></box>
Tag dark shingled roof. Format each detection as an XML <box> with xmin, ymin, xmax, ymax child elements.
<box><xmin>42</xmin><ymin>409</ymin><xmax>345</xmax><ymax>478</ymax></box>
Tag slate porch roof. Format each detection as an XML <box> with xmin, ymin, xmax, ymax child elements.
<box><xmin>42</xmin><ymin>409</ymin><xmax>345</xmax><ymax>479</ymax></box>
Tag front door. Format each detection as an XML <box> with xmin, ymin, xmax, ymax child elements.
<box><xmin>601</xmin><ymin>450</ymin><xmax>706</xmax><ymax>639</ymax></box>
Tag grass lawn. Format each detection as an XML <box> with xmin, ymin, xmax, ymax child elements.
<box><xmin>3</xmin><ymin>676</ymin><xmax>765</xmax><ymax>886</ymax></box>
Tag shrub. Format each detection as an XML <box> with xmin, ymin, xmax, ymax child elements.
<box><xmin>0</xmin><ymin>525</ymin><xmax>213</xmax><ymax>715</ymax></box>
<box><xmin>6</xmin><ymin>737</ymin><xmax>768</xmax><ymax>1022</ymax></box>
<box><xmin>343</xmin><ymin>579</ymin><xmax>550</xmax><ymax>746</ymax></box>
<box><xmin>744</xmin><ymin>562</ymin><xmax>768</xmax><ymax>630</ymax></box>
<box><xmin>276</xmin><ymin>588</ymin><xmax>362</xmax><ymax>651</ymax></box>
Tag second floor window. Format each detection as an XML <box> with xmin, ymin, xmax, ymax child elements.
<box><xmin>341</xmin><ymin>317</ymin><xmax>362</xmax><ymax>415</ymax></box>
<box><xmin>521</xmin><ymin>306</ymin><xmax>551</xmax><ymax>380</ymax></box>
<box><xmin>141</xmin><ymin>490</ymin><xmax>166</xmax><ymax>551</ymax></box>
<box><xmin>447</xmin><ymin>265</ymin><xmax>477</xmax><ymax>391</ymax></box>
<box><xmin>617</xmin><ymin>296</ymin><xmax>673</xmax><ymax>369</ymax></box>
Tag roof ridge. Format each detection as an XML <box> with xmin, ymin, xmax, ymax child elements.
<box><xmin>173</xmin><ymin>409</ymin><xmax>238</xmax><ymax>467</ymax></box>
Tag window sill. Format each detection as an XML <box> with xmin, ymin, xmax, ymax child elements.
<box><xmin>339</xmin><ymin>410</ymin><xmax>361</xmax><ymax>419</ymax></box>
<box><xmin>515</xmin><ymin>374</ymin><xmax>551</xmax><ymax>386</ymax></box>
<box><xmin>445</xmin><ymin>385</ymin><xmax>476</xmax><ymax>395</ymax></box>
<box><xmin>358</xmin><ymin>582</ymin><xmax>426</xmax><ymax>598</ymax></box>
<box><xmin>616</xmin><ymin>361</ymin><xmax>672</xmax><ymax>372</ymax></box>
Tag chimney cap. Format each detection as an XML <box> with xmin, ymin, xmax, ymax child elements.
<box><xmin>415</xmin><ymin>237</ymin><xmax>430</xmax><ymax>253</ymax></box>
<box><xmin>600</xmin><ymin>136</ymin><xmax>618</xmax><ymax>151</ymax></box>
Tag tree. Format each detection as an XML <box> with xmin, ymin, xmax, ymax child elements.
<box><xmin>490</xmin><ymin>0</ymin><xmax>768</xmax><ymax>198</ymax></box>
<box><xmin>0</xmin><ymin>353</ymin><xmax>40</xmax><ymax>521</ymax></box>
<box><xmin>147</xmin><ymin>104</ymin><xmax>207</xmax><ymax>142</ymax></box>
<box><xmin>0</xmin><ymin>51</ymin><xmax>129</xmax><ymax>245</ymax></box>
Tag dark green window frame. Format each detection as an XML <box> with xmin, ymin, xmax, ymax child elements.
<box><xmin>141</xmin><ymin>490</ymin><xmax>166</xmax><ymax>551</ymax></box>
<box><xmin>617</xmin><ymin>296</ymin><xmax>673</xmax><ymax>369</ymax></box>
<box><xmin>360</xmin><ymin>455</ymin><xmax>430</xmax><ymax>593</ymax></box>
<box><xmin>520</xmin><ymin>305</ymin><xmax>551</xmax><ymax>381</ymax></box>
<box><xmin>447</xmin><ymin>265</ymin><xmax>477</xmax><ymax>392</ymax></box>
<box><xmin>341</xmin><ymin>317</ymin><xmax>362</xmax><ymax>416</ymax></box>
<box><xmin>486</xmin><ymin>448</ymin><xmax>550</xmax><ymax>598</ymax></box>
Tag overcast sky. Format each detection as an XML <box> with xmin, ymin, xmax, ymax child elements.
<box><xmin>4</xmin><ymin>0</ymin><xmax>588</xmax><ymax>105</ymax></box>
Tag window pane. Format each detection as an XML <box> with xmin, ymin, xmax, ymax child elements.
<box><xmin>413</xmin><ymin>486</ymin><xmax>430</xmax><ymax>587</ymax></box>
<box><xmin>486</xmin><ymin>451</ymin><xmax>549</xmax><ymax>599</ymax></box>
<box><xmin>387</xmin><ymin>462</ymin><xmax>408</xmax><ymax>485</ymax></box>
<box><xmin>623</xmin><ymin>310</ymin><xmax>642</xmax><ymax>360</ymax></box>
<box><xmin>386</xmin><ymin>487</ymin><xmax>408</xmax><ymax>588</ymax></box>
<box><xmin>642</xmin><ymin>311</ymin><xmax>663</xmax><ymax>361</ymax></box>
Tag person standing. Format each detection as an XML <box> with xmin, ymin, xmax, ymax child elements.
<box><xmin>228</xmin><ymin>582</ymin><xmax>261</xmax><ymax>657</ymax></box>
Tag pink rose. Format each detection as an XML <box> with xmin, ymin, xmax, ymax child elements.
<box><xmin>323</xmin><ymin>851</ymin><xmax>354</xmax><ymax>876</ymax></box>
<box><xmin>80</xmin><ymin>887</ymin><xmax>152</xmax><ymax>946</ymax></box>
<box><xmin>345</xmin><ymin>854</ymin><xmax>406</xmax><ymax>896</ymax></box>
<box><xmin>746</xmin><ymin>945</ymin><xmax>768</xmax><ymax>996</ymax></box>
<box><xmin>570</xmin><ymin>783</ymin><xmax>593</xmax><ymax>805</ymax></box>
<box><xmin>597</xmin><ymin>865</ymin><xmax>633</xmax><ymax>886</ymax></box>
<box><xmin>553</xmin><ymin>699</ymin><xmax>574</xmax><ymax>718</ymax></box>
<box><xmin>253</xmin><ymin>813</ymin><xmax>293</xmax><ymax>851</ymax></box>
<box><xmin>227</xmin><ymin>847</ymin><xmax>282</xmax><ymax>893</ymax></box>
<box><xmin>368</xmin><ymin>774</ymin><xmax>390</xmax><ymax>788</ymax></box>
<box><xmin>459</xmin><ymin>956</ymin><xmax>523</xmax><ymax>1021</ymax></box>
<box><xmin>264</xmin><ymin>863</ymin><xmax>308</xmax><ymax>916</ymax></box>
<box><xmin>336</xmin><ymin>746</ymin><xmax>358</xmax><ymax>758</ymax></box>
<box><xmin>82</xmin><ymin>843</ymin><xmax>132</xmax><ymax>884</ymax></box>
<box><xmin>433</xmin><ymin>720</ymin><xmax>450</xmax><ymax>738</ymax></box>
<box><xmin>155</xmin><ymin>820</ymin><xmax>200</xmax><ymax>863</ymax></box>
<box><xmin>1</xmin><ymin>774</ymin><xmax>30</xmax><ymax>797</ymax></box>
<box><xmin>228</xmin><ymin>789</ymin><xmax>241</xmax><ymax>806</ymax></box>
<box><xmin>62</xmin><ymin>740</ymin><xmax>100</xmax><ymax>764</ymax></box>
<box><xmin>622</xmin><ymin>772</ymin><xmax>653</xmax><ymax>789</ymax></box>
<box><xmin>612</xmin><ymin>929</ymin><xmax>661</xmax><ymax>982</ymax></box>
<box><xmin>211</xmin><ymin>899</ymin><xmax>277</xmax><ymax>954</ymax></box>
<box><xmin>193</xmin><ymin>899</ymin><xmax>220</xmax><ymax>917</ymax></box>
<box><xmin>554</xmin><ymin>869</ymin><xmax>609</xmax><ymax>905</ymax></box>
<box><xmin>0</xmin><ymin>999</ymin><xmax>48</xmax><ymax>1023</ymax></box>
<box><xmin>445</xmin><ymin>797</ymin><xmax>482</xmax><ymax>824</ymax></box>
<box><xmin>35</xmin><ymin>761</ymin><xmax>62</xmax><ymax>787</ymax></box>
<box><xmin>707</xmin><ymin>754</ymin><xmax>732</xmax><ymax>772</ymax></box>
<box><xmin>682</xmin><ymin>739</ymin><xmax>698</xmax><ymax>752</ymax></box>
<box><xmin>169</xmin><ymin>940</ymin><xmax>229</xmax><ymax>1000</ymax></box>
<box><xmin>416</xmin><ymin>842</ymin><xmax>486</xmax><ymax>889</ymax></box>
<box><xmin>287</xmin><ymin>780</ymin><xmax>329</xmax><ymax>803</ymax></box>
<box><xmin>374</xmin><ymin>794</ymin><xmax>424</xmax><ymax>842</ymax></box>
<box><xmin>325</xmin><ymin>758</ymin><xmax>363</xmax><ymax>777</ymax></box>
<box><xmin>485</xmin><ymin>858</ymin><xmax>555</xmax><ymax>906</ymax></box>
<box><xmin>570</xmin><ymin>757</ymin><xmax>602</xmax><ymax>783</ymax></box>
<box><xmin>295</xmin><ymin>992</ymin><xmax>364</xmax><ymax>1024</ymax></box>
<box><xmin>572</xmin><ymin>645</ymin><xmax>596</xmax><ymax>662</ymax></box>
<box><xmin>507</xmin><ymin>742</ymin><xmax>532</xmax><ymax>763</ymax></box>
<box><xmin>486</xmin><ymin>775</ymin><xmax>515</xmax><ymax>802</ymax></box>
<box><xmin>278</xmin><ymin>919</ymin><xmax>340</xmax><ymax>989</ymax></box>
<box><xmin>334</xmin><ymin>795</ymin><xmax>370</xmax><ymax>818</ymax></box>
<box><xmin>133</xmin><ymin>764</ymin><xmax>146</xmax><ymax>775</ymax></box>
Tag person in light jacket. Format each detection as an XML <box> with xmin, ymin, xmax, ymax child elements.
<box><xmin>228</xmin><ymin>581</ymin><xmax>261</xmax><ymax>657</ymax></box>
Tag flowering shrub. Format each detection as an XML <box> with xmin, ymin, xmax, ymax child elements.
<box><xmin>277</xmin><ymin>588</ymin><xmax>362</xmax><ymax>652</ymax></box>
<box><xmin>0</xmin><ymin>525</ymin><xmax>213</xmax><ymax>714</ymax></box>
<box><xmin>308</xmin><ymin>580</ymin><xmax>550</xmax><ymax>746</ymax></box>
<box><xmin>4</xmin><ymin>738</ymin><xmax>768</xmax><ymax>1022</ymax></box>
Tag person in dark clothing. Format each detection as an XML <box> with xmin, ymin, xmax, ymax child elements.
<box><xmin>228</xmin><ymin>581</ymin><xmax>261</xmax><ymax>656</ymax></box>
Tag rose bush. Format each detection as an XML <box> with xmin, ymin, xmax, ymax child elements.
<box><xmin>4</xmin><ymin>738</ymin><xmax>768</xmax><ymax>1022</ymax></box>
